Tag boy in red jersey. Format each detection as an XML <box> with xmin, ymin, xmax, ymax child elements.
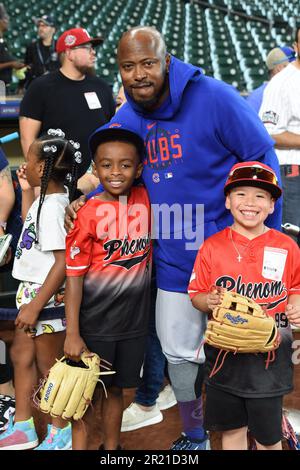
<box><xmin>188</xmin><ymin>161</ymin><xmax>300</xmax><ymax>450</ymax></box>
<box><xmin>64</xmin><ymin>123</ymin><xmax>151</xmax><ymax>450</ymax></box>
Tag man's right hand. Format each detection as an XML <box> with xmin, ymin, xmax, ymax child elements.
<box><xmin>64</xmin><ymin>195</ymin><xmax>86</xmax><ymax>232</ymax></box>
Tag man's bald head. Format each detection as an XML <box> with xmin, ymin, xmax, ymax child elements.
<box><xmin>117</xmin><ymin>26</ymin><xmax>170</xmax><ymax>110</ymax></box>
<box><xmin>117</xmin><ymin>26</ymin><xmax>166</xmax><ymax>61</ymax></box>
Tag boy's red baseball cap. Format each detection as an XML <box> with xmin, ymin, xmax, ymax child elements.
<box><xmin>56</xmin><ymin>28</ymin><xmax>103</xmax><ymax>53</ymax></box>
<box><xmin>224</xmin><ymin>161</ymin><xmax>282</xmax><ymax>200</ymax></box>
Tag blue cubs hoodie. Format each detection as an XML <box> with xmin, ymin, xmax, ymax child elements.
<box><xmin>92</xmin><ymin>56</ymin><xmax>281</xmax><ymax>293</ymax></box>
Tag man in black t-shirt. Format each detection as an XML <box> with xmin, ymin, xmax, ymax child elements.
<box><xmin>24</xmin><ymin>14</ymin><xmax>60</xmax><ymax>89</ymax></box>
<box><xmin>19</xmin><ymin>27</ymin><xmax>115</xmax><ymax>193</ymax></box>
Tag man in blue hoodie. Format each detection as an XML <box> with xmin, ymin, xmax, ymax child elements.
<box><xmin>68</xmin><ymin>26</ymin><xmax>282</xmax><ymax>450</ymax></box>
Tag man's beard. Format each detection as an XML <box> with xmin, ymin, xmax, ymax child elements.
<box><xmin>137</xmin><ymin>72</ymin><xmax>169</xmax><ymax>111</ymax></box>
<box><xmin>75</xmin><ymin>64</ymin><xmax>96</xmax><ymax>76</ymax></box>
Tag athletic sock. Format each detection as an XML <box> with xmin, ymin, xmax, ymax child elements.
<box><xmin>177</xmin><ymin>397</ymin><xmax>206</xmax><ymax>440</ymax></box>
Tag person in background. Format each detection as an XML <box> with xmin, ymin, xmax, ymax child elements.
<box><xmin>19</xmin><ymin>27</ymin><xmax>115</xmax><ymax>195</ymax></box>
<box><xmin>0</xmin><ymin>3</ymin><xmax>25</xmax><ymax>93</ymax></box>
<box><xmin>115</xmin><ymin>85</ymin><xmax>126</xmax><ymax>111</ymax></box>
<box><xmin>0</xmin><ymin>145</ymin><xmax>18</xmax><ymax>432</ymax></box>
<box><xmin>24</xmin><ymin>14</ymin><xmax>59</xmax><ymax>89</ymax></box>
<box><xmin>0</xmin><ymin>147</ymin><xmax>15</xmax><ymax>254</ymax></box>
<box><xmin>260</xmin><ymin>26</ymin><xmax>300</xmax><ymax>237</ymax></box>
<box><xmin>247</xmin><ymin>46</ymin><xmax>295</xmax><ymax>113</ymax></box>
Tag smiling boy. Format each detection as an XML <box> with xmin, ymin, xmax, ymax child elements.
<box><xmin>64</xmin><ymin>123</ymin><xmax>151</xmax><ymax>450</ymax></box>
<box><xmin>188</xmin><ymin>161</ymin><xmax>300</xmax><ymax>450</ymax></box>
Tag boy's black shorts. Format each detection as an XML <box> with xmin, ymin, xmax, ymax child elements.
<box><xmin>204</xmin><ymin>385</ymin><xmax>283</xmax><ymax>446</ymax></box>
<box><xmin>82</xmin><ymin>335</ymin><xmax>146</xmax><ymax>389</ymax></box>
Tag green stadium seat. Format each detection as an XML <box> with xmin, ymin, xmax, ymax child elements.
<box><xmin>3</xmin><ymin>0</ymin><xmax>292</xmax><ymax>93</ymax></box>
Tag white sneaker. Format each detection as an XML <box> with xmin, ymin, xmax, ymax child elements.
<box><xmin>121</xmin><ymin>403</ymin><xmax>163</xmax><ymax>432</ymax></box>
<box><xmin>157</xmin><ymin>384</ymin><xmax>177</xmax><ymax>411</ymax></box>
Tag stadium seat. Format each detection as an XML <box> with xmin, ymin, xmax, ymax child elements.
<box><xmin>3</xmin><ymin>0</ymin><xmax>294</xmax><ymax>92</ymax></box>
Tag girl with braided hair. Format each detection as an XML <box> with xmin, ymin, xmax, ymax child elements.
<box><xmin>0</xmin><ymin>129</ymin><xmax>79</xmax><ymax>450</ymax></box>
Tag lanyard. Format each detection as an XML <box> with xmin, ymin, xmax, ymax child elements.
<box><xmin>36</xmin><ymin>41</ymin><xmax>54</xmax><ymax>70</ymax></box>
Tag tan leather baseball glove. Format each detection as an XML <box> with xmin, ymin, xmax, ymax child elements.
<box><xmin>36</xmin><ymin>352</ymin><xmax>115</xmax><ymax>420</ymax></box>
<box><xmin>205</xmin><ymin>290</ymin><xmax>280</xmax><ymax>354</ymax></box>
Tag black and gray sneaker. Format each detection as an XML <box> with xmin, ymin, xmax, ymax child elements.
<box><xmin>0</xmin><ymin>395</ymin><xmax>15</xmax><ymax>432</ymax></box>
<box><xmin>171</xmin><ymin>432</ymin><xmax>210</xmax><ymax>450</ymax></box>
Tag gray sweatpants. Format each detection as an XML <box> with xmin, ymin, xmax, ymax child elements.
<box><xmin>156</xmin><ymin>289</ymin><xmax>207</xmax><ymax>401</ymax></box>
<box><xmin>156</xmin><ymin>289</ymin><xmax>207</xmax><ymax>364</ymax></box>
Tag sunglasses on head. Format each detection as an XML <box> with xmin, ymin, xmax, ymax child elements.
<box><xmin>227</xmin><ymin>166</ymin><xmax>278</xmax><ymax>186</ymax></box>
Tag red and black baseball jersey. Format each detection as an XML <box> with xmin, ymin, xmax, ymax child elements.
<box><xmin>66</xmin><ymin>187</ymin><xmax>152</xmax><ymax>341</ymax></box>
<box><xmin>188</xmin><ymin>227</ymin><xmax>300</xmax><ymax>397</ymax></box>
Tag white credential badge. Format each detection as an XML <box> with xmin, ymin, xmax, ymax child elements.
<box><xmin>84</xmin><ymin>92</ymin><xmax>102</xmax><ymax>109</ymax></box>
<box><xmin>262</xmin><ymin>247</ymin><xmax>287</xmax><ymax>281</ymax></box>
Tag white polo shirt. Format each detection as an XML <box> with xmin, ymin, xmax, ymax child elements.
<box><xmin>259</xmin><ymin>63</ymin><xmax>300</xmax><ymax>165</ymax></box>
